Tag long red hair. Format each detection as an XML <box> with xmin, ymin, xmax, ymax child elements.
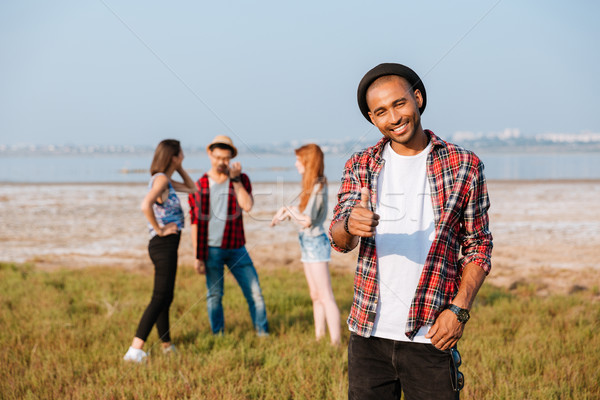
<box><xmin>295</xmin><ymin>144</ymin><xmax>326</xmax><ymax>212</ymax></box>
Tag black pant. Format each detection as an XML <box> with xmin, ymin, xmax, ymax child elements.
<box><xmin>348</xmin><ymin>333</ymin><xmax>458</xmax><ymax>400</ymax></box>
<box><xmin>135</xmin><ymin>233</ymin><xmax>180</xmax><ymax>342</ymax></box>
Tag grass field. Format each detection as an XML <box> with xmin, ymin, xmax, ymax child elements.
<box><xmin>1</xmin><ymin>262</ymin><xmax>599</xmax><ymax>399</ymax></box>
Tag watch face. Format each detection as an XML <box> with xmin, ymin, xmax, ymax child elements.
<box><xmin>457</xmin><ymin>310</ymin><xmax>470</xmax><ymax>323</ymax></box>
<box><xmin>449</xmin><ymin>305</ymin><xmax>470</xmax><ymax>323</ymax></box>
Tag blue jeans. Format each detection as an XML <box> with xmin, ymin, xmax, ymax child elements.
<box><xmin>205</xmin><ymin>246</ymin><xmax>269</xmax><ymax>335</ymax></box>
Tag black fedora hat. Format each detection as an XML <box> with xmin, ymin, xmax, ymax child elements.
<box><xmin>357</xmin><ymin>63</ymin><xmax>427</xmax><ymax>124</ymax></box>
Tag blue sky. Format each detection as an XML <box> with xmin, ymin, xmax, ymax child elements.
<box><xmin>1</xmin><ymin>0</ymin><xmax>598</xmax><ymax>147</ymax></box>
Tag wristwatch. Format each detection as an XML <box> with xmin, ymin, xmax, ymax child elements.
<box><xmin>447</xmin><ymin>304</ymin><xmax>470</xmax><ymax>324</ymax></box>
<box><xmin>230</xmin><ymin>175</ymin><xmax>241</xmax><ymax>183</ymax></box>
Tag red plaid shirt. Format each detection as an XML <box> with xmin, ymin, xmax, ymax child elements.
<box><xmin>188</xmin><ymin>173</ymin><xmax>251</xmax><ymax>261</ymax></box>
<box><xmin>330</xmin><ymin>131</ymin><xmax>493</xmax><ymax>339</ymax></box>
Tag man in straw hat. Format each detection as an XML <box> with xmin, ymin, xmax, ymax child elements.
<box><xmin>188</xmin><ymin>135</ymin><xmax>269</xmax><ymax>336</ymax></box>
<box><xmin>330</xmin><ymin>63</ymin><xmax>493</xmax><ymax>399</ymax></box>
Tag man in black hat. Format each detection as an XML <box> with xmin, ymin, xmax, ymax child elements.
<box><xmin>329</xmin><ymin>63</ymin><xmax>493</xmax><ymax>399</ymax></box>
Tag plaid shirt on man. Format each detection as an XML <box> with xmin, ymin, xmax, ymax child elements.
<box><xmin>330</xmin><ymin>131</ymin><xmax>493</xmax><ymax>340</ymax></box>
<box><xmin>188</xmin><ymin>173</ymin><xmax>251</xmax><ymax>261</ymax></box>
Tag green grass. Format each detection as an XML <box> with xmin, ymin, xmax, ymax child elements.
<box><xmin>0</xmin><ymin>262</ymin><xmax>599</xmax><ymax>399</ymax></box>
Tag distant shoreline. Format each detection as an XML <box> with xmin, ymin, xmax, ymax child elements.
<box><xmin>2</xmin><ymin>180</ymin><xmax>599</xmax><ymax>295</ymax></box>
<box><xmin>2</xmin><ymin>178</ymin><xmax>600</xmax><ymax>186</ymax></box>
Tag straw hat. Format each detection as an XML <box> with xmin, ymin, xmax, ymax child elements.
<box><xmin>206</xmin><ymin>135</ymin><xmax>237</xmax><ymax>158</ymax></box>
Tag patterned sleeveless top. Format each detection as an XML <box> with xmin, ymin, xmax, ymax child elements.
<box><xmin>148</xmin><ymin>173</ymin><xmax>184</xmax><ymax>237</ymax></box>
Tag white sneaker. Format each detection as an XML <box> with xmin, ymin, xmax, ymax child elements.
<box><xmin>123</xmin><ymin>346</ymin><xmax>147</xmax><ymax>363</ymax></box>
<box><xmin>162</xmin><ymin>344</ymin><xmax>177</xmax><ymax>355</ymax></box>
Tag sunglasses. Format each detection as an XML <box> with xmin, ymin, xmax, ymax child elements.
<box><xmin>450</xmin><ymin>347</ymin><xmax>464</xmax><ymax>392</ymax></box>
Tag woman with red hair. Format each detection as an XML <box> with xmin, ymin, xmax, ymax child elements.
<box><xmin>271</xmin><ymin>143</ymin><xmax>341</xmax><ymax>345</ymax></box>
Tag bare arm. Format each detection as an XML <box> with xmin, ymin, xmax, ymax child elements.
<box><xmin>170</xmin><ymin>166</ymin><xmax>197</xmax><ymax>194</ymax></box>
<box><xmin>229</xmin><ymin>162</ymin><xmax>253</xmax><ymax>212</ymax></box>
<box><xmin>425</xmin><ymin>262</ymin><xmax>487</xmax><ymax>350</ymax></box>
<box><xmin>270</xmin><ymin>207</ymin><xmax>290</xmax><ymax>227</ymax></box>
<box><xmin>190</xmin><ymin>222</ymin><xmax>197</xmax><ymax>256</ymax></box>
<box><xmin>190</xmin><ymin>223</ymin><xmax>205</xmax><ymax>274</ymax></box>
<box><xmin>141</xmin><ymin>174</ymin><xmax>178</xmax><ymax>236</ymax></box>
<box><xmin>330</xmin><ymin>219</ymin><xmax>360</xmax><ymax>250</ymax></box>
<box><xmin>270</xmin><ymin>206</ymin><xmax>312</xmax><ymax>228</ymax></box>
<box><xmin>426</xmin><ymin>161</ymin><xmax>492</xmax><ymax>350</ymax></box>
<box><xmin>290</xmin><ymin>206</ymin><xmax>311</xmax><ymax>228</ymax></box>
<box><xmin>451</xmin><ymin>262</ymin><xmax>488</xmax><ymax>310</ymax></box>
<box><xmin>272</xmin><ymin>186</ymin><xmax>322</xmax><ymax>228</ymax></box>
<box><xmin>232</xmin><ymin>181</ymin><xmax>253</xmax><ymax>211</ymax></box>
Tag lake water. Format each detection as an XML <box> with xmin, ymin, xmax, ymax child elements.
<box><xmin>1</xmin><ymin>151</ymin><xmax>599</xmax><ymax>183</ymax></box>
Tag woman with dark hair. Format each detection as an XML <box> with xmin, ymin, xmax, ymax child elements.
<box><xmin>271</xmin><ymin>143</ymin><xmax>341</xmax><ymax>345</ymax></box>
<box><xmin>123</xmin><ymin>139</ymin><xmax>197</xmax><ymax>362</ymax></box>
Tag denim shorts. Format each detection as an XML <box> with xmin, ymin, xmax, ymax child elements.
<box><xmin>298</xmin><ymin>232</ymin><xmax>331</xmax><ymax>263</ymax></box>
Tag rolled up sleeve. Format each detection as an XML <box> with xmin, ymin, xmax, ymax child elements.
<box><xmin>459</xmin><ymin>161</ymin><xmax>493</xmax><ymax>274</ymax></box>
<box><xmin>329</xmin><ymin>155</ymin><xmax>362</xmax><ymax>253</ymax></box>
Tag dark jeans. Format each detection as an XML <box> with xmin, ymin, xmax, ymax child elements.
<box><xmin>348</xmin><ymin>333</ymin><xmax>458</xmax><ymax>400</ymax></box>
<box><xmin>135</xmin><ymin>232</ymin><xmax>180</xmax><ymax>342</ymax></box>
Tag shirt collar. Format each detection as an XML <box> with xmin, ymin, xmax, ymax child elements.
<box><xmin>427</xmin><ymin>130</ymin><xmax>447</xmax><ymax>149</ymax></box>
<box><xmin>370</xmin><ymin>129</ymin><xmax>446</xmax><ymax>160</ymax></box>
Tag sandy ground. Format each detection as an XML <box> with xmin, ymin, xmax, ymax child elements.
<box><xmin>1</xmin><ymin>180</ymin><xmax>599</xmax><ymax>295</ymax></box>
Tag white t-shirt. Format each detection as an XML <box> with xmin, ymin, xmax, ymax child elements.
<box><xmin>371</xmin><ymin>141</ymin><xmax>435</xmax><ymax>343</ymax></box>
<box><xmin>208</xmin><ymin>177</ymin><xmax>229</xmax><ymax>247</ymax></box>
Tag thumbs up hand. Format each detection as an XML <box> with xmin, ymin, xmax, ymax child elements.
<box><xmin>359</xmin><ymin>187</ymin><xmax>370</xmax><ymax>208</ymax></box>
<box><xmin>347</xmin><ymin>187</ymin><xmax>380</xmax><ymax>238</ymax></box>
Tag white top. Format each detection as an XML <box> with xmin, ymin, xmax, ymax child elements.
<box><xmin>208</xmin><ymin>177</ymin><xmax>229</xmax><ymax>247</ymax></box>
<box><xmin>371</xmin><ymin>141</ymin><xmax>434</xmax><ymax>342</ymax></box>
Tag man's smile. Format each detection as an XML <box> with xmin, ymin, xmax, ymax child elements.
<box><xmin>391</xmin><ymin>122</ymin><xmax>408</xmax><ymax>134</ymax></box>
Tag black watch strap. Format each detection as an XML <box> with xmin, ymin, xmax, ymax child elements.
<box><xmin>230</xmin><ymin>175</ymin><xmax>241</xmax><ymax>183</ymax></box>
<box><xmin>447</xmin><ymin>304</ymin><xmax>470</xmax><ymax>324</ymax></box>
